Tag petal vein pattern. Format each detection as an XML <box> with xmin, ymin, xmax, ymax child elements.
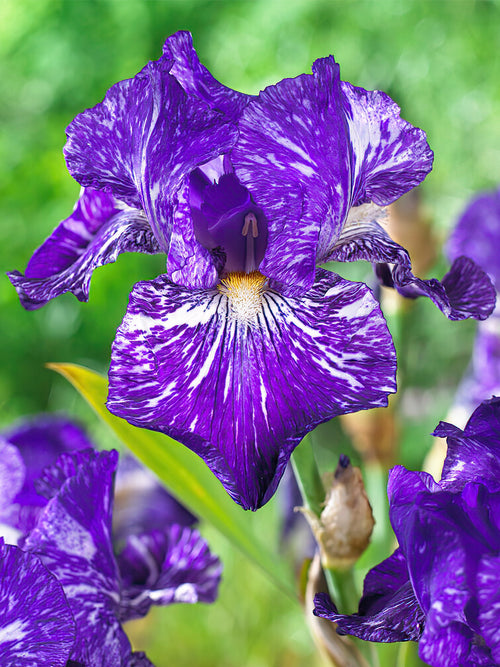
<box><xmin>108</xmin><ymin>268</ymin><xmax>396</xmax><ymax>509</ymax></box>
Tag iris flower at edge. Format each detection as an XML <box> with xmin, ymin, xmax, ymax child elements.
<box><xmin>8</xmin><ymin>32</ymin><xmax>495</xmax><ymax>510</ymax></box>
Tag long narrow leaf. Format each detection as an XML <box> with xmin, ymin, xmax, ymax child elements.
<box><xmin>49</xmin><ymin>363</ymin><xmax>295</xmax><ymax>598</ymax></box>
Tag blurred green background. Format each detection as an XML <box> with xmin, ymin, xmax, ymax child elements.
<box><xmin>1</xmin><ymin>0</ymin><xmax>499</xmax><ymax>665</ymax></box>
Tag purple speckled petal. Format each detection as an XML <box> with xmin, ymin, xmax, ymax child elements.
<box><xmin>314</xmin><ymin>548</ymin><xmax>424</xmax><ymax>642</ymax></box>
<box><xmin>8</xmin><ymin>188</ymin><xmax>160</xmax><ymax>310</ymax></box>
<box><xmin>434</xmin><ymin>397</ymin><xmax>500</xmax><ymax>493</ymax></box>
<box><xmin>389</xmin><ymin>469</ymin><xmax>483</xmax><ymax>665</ymax></box>
<box><xmin>477</xmin><ymin>552</ymin><xmax>500</xmax><ymax>662</ymax></box>
<box><xmin>162</xmin><ymin>31</ymin><xmax>250</xmax><ymax>120</ymax></box>
<box><xmin>108</xmin><ymin>268</ymin><xmax>396</xmax><ymax>509</ymax></box>
<box><xmin>113</xmin><ymin>455</ymin><xmax>196</xmax><ymax>544</ymax></box>
<box><xmin>232</xmin><ymin>57</ymin><xmax>351</xmax><ymax>292</ymax></box>
<box><xmin>376</xmin><ymin>255</ymin><xmax>496</xmax><ymax>321</ymax></box>
<box><xmin>314</xmin><ymin>581</ymin><xmax>423</xmax><ymax>643</ymax></box>
<box><xmin>0</xmin><ymin>539</ymin><xmax>75</xmax><ymax>666</ymax></box>
<box><xmin>447</xmin><ymin>188</ymin><xmax>500</xmax><ymax>288</ymax></box>
<box><xmin>23</xmin><ymin>449</ymin><xmax>135</xmax><ymax>667</ymax></box>
<box><xmin>65</xmin><ymin>55</ymin><xmax>236</xmax><ymax>268</ymax></box>
<box><xmin>340</xmin><ymin>81</ymin><xmax>433</xmax><ymax>207</ymax></box>
<box><xmin>34</xmin><ymin>449</ymin><xmax>103</xmax><ymax>500</ymax></box>
<box><xmin>117</xmin><ymin>525</ymin><xmax>221</xmax><ymax>620</ymax></box>
<box><xmin>166</xmin><ymin>178</ymin><xmax>218</xmax><ymax>289</ymax></box>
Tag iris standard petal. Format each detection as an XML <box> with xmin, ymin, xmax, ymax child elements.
<box><xmin>0</xmin><ymin>539</ymin><xmax>75</xmax><ymax>666</ymax></box>
<box><xmin>232</xmin><ymin>56</ymin><xmax>350</xmax><ymax>292</ymax></box>
<box><xmin>162</xmin><ymin>30</ymin><xmax>250</xmax><ymax>120</ymax></box>
<box><xmin>8</xmin><ymin>188</ymin><xmax>159</xmax><ymax>309</ymax></box>
<box><xmin>117</xmin><ymin>525</ymin><xmax>221</xmax><ymax>620</ymax></box>
<box><xmin>64</xmin><ymin>54</ymin><xmax>237</xmax><ymax>261</ymax></box>
<box><xmin>107</xmin><ymin>268</ymin><xmax>396</xmax><ymax>510</ymax></box>
<box><xmin>23</xmin><ymin>450</ymin><xmax>134</xmax><ymax>667</ymax></box>
<box><xmin>340</xmin><ymin>81</ymin><xmax>433</xmax><ymax>208</ymax></box>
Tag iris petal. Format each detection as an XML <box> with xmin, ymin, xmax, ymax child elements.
<box><xmin>107</xmin><ymin>268</ymin><xmax>396</xmax><ymax>510</ymax></box>
<box><xmin>162</xmin><ymin>31</ymin><xmax>250</xmax><ymax>120</ymax></box>
<box><xmin>0</xmin><ymin>539</ymin><xmax>75</xmax><ymax>666</ymax></box>
<box><xmin>117</xmin><ymin>525</ymin><xmax>222</xmax><ymax>620</ymax></box>
<box><xmin>328</xmin><ymin>208</ymin><xmax>496</xmax><ymax>321</ymax></box>
<box><xmin>23</xmin><ymin>450</ymin><xmax>133</xmax><ymax>667</ymax></box>
<box><xmin>8</xmin><ymin>187</ymin><xmax>159</xmax><ymax>309</ymax></box>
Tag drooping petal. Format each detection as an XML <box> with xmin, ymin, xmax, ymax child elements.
<box><xmin>23</xmin><ymin>449</ymin><xmax>137</xmax><ymax>667</ymax></box>
<box><xmin>434</xmin><ymin>397</ymin><xmax>500</xmax><ymax>493</ymax></box>
<box><xmin>117</xmin><ymin>525</ymin><xmax>221</xmax><ymax>621</ymax></box>
<box><xmin>64</xmin><ymin>53</ymin><xmax>237</xmax><ymax>276</ymax></box>
<box><xmin>314</xmin><ymin>549</ymin><xmax>425</xmax><ymax>642</ymax></box>
<box><xmin>232</xmin><ymin>56</ymin><xmax>351</xmax><ymax>292</ymax></box>
<box><xmin>8</xmin><ymin>188</ymin><xmax>160</xmax><ymax>310</ymax></box>
<box><xmin>327</xmin><ymin>206</ymin><xmax>496</xmax><ymax>321</ymax></box>
<box><xmin>0</xmin><ymin>539</ymin><xmax>75</xmax><ymax>666</ymax></box>
<box><xmin>108</xmin><ymin>268</ymin><xmax>396</xmax><ymax>509</ymax></box>
<box><xmin>162</xmin><ymin>31</ymin><xmax>250</xmax><ymax>120</ymax></box>
<box><xmin>447</xmin><ymin>188</ymin><xmax>500</xmax><ymax>288</ymax></box>
<box><xmin>340</xmin><ymin>81</ymin><xmax>433</xmax><ymax>208</ymax></box>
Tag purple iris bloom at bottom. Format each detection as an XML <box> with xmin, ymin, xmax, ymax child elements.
<box><xmin>314</xmin><ymin>398</ymin><xmax>500</xmax><ymax>667</ymax></box>
<box><xmin>0</xmin><ymin>416</ymin><xmax>221</xmax><ymax>666</ymax></box>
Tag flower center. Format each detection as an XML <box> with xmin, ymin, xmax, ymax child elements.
<box><xmin>218</xmin><ymin>271</ymin><xmax>268</xmax><ymax>323</ymax></box>
<box><xmin>190</xmin><ymin>169</ymin><xmax>268</xmax><ymax>274</ymax></box>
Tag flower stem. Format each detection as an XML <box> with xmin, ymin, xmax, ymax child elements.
<box><xmin>291</xmin><ymin>433</ymin><xmax>324</xmax><ymax>517</ymax></box>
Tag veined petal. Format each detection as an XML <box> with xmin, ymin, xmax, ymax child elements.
<box><xmin>64</xmin><ymin>54</ymin><xmax>236</xmax><ymax>257</ymax></box>
<box><xmin>108</xmin><ymin>268</ymin><xmax>396</xmax><ymax>510</ymax></box>
<box><xmin>117</xmin><ymin>525</ymin><xmax>221</xmax><ymax>620</ymax></box>
<box><xmin>340</xmin><ymin>81</ymin><xmax>433</xmax><ymax>207</ymax></box>
<box><xmin>0</xmin><ymin>539</ymin><xmax>75</xmax><ymax>666</ymax></box>
<box><xmin>328</xmin><ymin>207</ymin><xmax>496</xmax><ymax>321</ymax></box>
<box><xmin>434</xmin><ymin>397</ymin><xmax>500</xmax><ymax>493</ymax></box>
<box><xmin>8</xmin><ymin>188</ymin><xmax>160</xmax><ymax>310</ymax></box>
<box><xmin>23</xmin><ymin>450</ymin><xmax>135</xmax><ymax>667</ymax></box>
<box><xmin>232</xmin><ymin>56</ymin><xmax>351</xmax><ymax>292</ymax></box>
<box><xmin>162</xmin><ymin>31</ymin><xmax>250</xmax><ymax>120</ymax></box>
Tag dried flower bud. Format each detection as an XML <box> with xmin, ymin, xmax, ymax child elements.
<box><xmin>301</xmin><ymin>456</ymin><xmax>374</xmax><ymax>570</ymax></box>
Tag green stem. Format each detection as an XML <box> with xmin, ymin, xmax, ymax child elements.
<box><xmin>291</xmin><ymin>433</ymin><xmax>324</xmax><ymax>517</ymax></box>
<box><xmin>323</xmin><ymin>566</ymin><xmax>359</xmax><ymax>616</ymax></box>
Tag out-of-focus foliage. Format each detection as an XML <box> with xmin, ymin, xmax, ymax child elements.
<box><xmin>1</xmin><ymin>1</ymin><xmax>499</xmax><ymax>664</ymax></box>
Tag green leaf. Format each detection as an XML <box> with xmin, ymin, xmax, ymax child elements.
<box><xmin>49</xmin><ymin>363</ymin><xmax>295</xmax><ymax>599</ymax></box>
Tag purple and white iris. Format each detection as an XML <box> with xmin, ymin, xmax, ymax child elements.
<box><xmin>8</xmin><ymin>32</ymin><xmax>494</xmax><ymax>510</ymax></box>
<box><xmin>314</xmin><ymin>397</ymin><xmax>500</xmax><ymax>667</ymax></box>
<box><xmin>0</xmin><ymin>416</ymin><xmax>221</xmax><ymax>666</ymax></box>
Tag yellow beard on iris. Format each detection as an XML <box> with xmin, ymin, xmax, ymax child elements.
<box><xmin>218</xmin><ymin>271</ymin><xmax>268</xmax><ymax>324</ymax></box>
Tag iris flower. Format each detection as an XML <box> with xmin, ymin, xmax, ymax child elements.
<box><xmin>0</xmin><ymin>416</ymin><xmax>221</xmax><ymax>666</ymax></box>
<box><xmin>8</xmin><ymin>32</ymin><xmax>494</xmax><ymax>509</ymax></box>
<box><xmin>314</xmin><ymin>397</ymin><xmax>500</xmax><ymax>667</ymax></box>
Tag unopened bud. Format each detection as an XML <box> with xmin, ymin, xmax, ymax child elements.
<box><xmin>301</xmin><ymin>455</ymin><xmax>374</xmax><ymax>570</ymax></box>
